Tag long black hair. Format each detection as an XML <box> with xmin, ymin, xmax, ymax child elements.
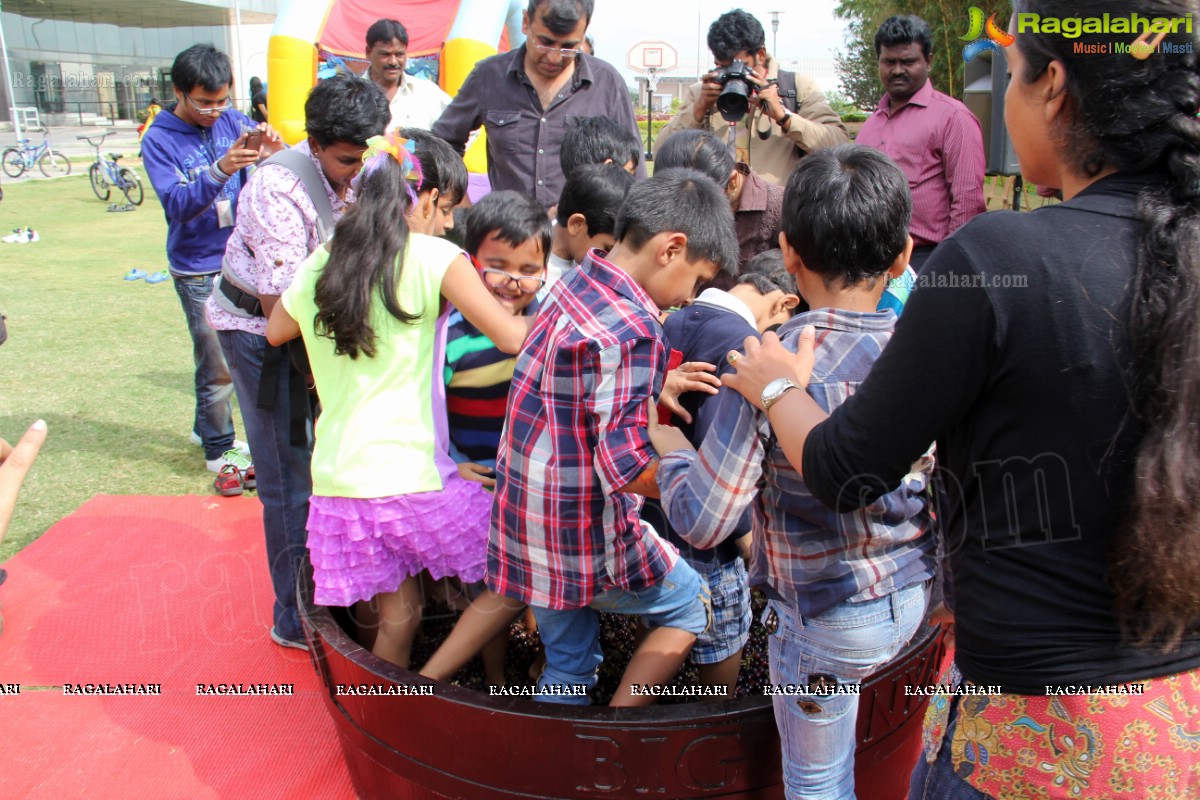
<box><xmin>313</xmin><ymin>153</ymin><xmax>420</xmax><ymax>359</ymax></box>
<box><xmin>1015</xmin><ymin>0</ymin><xmax>1200</xmax><ymax>650</ymax></box>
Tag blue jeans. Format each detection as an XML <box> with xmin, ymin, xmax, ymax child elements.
<box><xmin>173</xmin><ymin>275</ymin><xmax>234</xmax><ymax>460</ymax></box>
<box><xmin>217</xmin><ymin>329</ymin><xmax>313</xmax><ymax>641</ymax></box>
<box><xmin>766</xmin><ymin>582</ymin><xmax>930</xmax><ymax>800</ymax></box>
<box><xmin>531</xmin><ymin>559</ymin><xmax>711</xmax><ymax>705</ymax></box>
<box><xmin>908</xmin><ymin>695</ymin><xmax>993</xmax><ymax>800</ymax></box>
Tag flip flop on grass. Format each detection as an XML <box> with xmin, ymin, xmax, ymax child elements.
<box><xmin>123</xmin><ymin>269</ymin><xmax>147</xmax><ymax>281</ymax></box>
<box><xmin>145</xmin><ymin>270</ymin><xmax>171</xmax><ymax>284</ymax></box>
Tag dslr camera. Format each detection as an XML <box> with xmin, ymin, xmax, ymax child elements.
<box><xmin>710</xmin><ymin>61</ymin><xmax>757</xmax><ymax>122</ymax></box>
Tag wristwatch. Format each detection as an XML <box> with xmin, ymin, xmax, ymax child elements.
<box><xmin>761</xmin><ymin>377</ymin><xmax>802</xmax><ymax>411</ymax></box>
<box><xmin>777</xmin><ymin>109</ymin><xmax>793</xmax><ymax>130</ymax></box>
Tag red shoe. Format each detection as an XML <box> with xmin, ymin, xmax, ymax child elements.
<box><xmin>220</xmin><ymin>449</ymin><xmax>255</xmax><ymax>491</ymax></box>
<box><xmin>214</xmin><ymin>464</ymin><xmax>244</xmax><ymax>496</ymax></box>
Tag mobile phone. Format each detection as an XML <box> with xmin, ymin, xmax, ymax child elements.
<box><xmin>243</xmin><ymin>127</ymin><xmax>262</xmax><ymax>149</ymax></box>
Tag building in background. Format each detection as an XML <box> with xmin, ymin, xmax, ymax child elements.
<box><xmin>0</xmin><ymin>0</ymin><xmax>275</xmax><ymax>127</ymax></box>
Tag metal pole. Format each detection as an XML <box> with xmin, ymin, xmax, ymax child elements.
<box><xmin>233</xmin><ymin>0</ymin><xmax>245</xmax><ymax>107</ymax></box>
<box><xmin>645</xmin><ymin>76</ymin><xmax>653</xmax><ymax>160</ymax></box>
<box><xmin>0</xmin><ymin>1</ymin><xmax>22</xmax><ymax>142</ymax></box>
<box><xmin>770</xmin><ymin>11</ymin><xmax>783</xmax><ymax>56</ymax></box>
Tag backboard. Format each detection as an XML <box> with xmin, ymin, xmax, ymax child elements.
<box><xmin>627</xmin><ymin>40</ymin><xmax>678</xmax><ymax>74</ymax></box>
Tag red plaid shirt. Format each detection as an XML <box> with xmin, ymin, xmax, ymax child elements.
<box><xmin>487</xmin><ymin>251</ymin><xmax>679</xmax><ymax>609</ymax></box>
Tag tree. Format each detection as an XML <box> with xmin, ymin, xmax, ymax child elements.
<box><xmin>834</xmin><ymin>0</ymin><xmax>1013</xmax><ymax>106</ymax></box>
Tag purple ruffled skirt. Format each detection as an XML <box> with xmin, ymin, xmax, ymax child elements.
<box><xmin>307</xmin><ymin>477</ymin><xmax>493</xmax><ymax>607</ymax></box>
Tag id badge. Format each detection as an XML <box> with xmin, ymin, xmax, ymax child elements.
<box><xmin>215</xmin><ymin>197</ymin><xmax>233</xmax><ymax>228</ymax></box>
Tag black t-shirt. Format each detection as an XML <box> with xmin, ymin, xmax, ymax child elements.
<box><xmin>803</xmin><ymin>172</ymin><xmax>1200</xmax><ymax>693</ymax></box>
<box><xmin>251</xmin><ymin>91</ymin><xmax>267</xmax><ymax>124</ymax></box>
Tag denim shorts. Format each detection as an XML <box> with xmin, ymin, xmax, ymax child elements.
<box><xmin>531</xmin><ymin>559</ymin><xmax>712</xmax><ymax>704</ymax></box>
<box><xmin>589</xmin><ymin>557</ymin><xmax>712</xmax><ymax>635</ymax></box>
<box><xmin>690</xmin><ymin>557</ymin><xmax>751</xmax><ymax>664</ymax></box>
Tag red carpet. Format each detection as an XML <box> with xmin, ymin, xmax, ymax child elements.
<box><xmin>0</xmin><ymin>495</ymin><xmax>355</xmax><ymax>799</ymax></box>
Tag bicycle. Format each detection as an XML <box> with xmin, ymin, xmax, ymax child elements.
<box><xmin>79</xmin><ymin>129</ymin><xmax>144</xmax><ymax>206</ymax></box>
<box><xmin>2</xmin><ymin>127</ymin><xmax>71</xmax><ymax>178</ymax></box>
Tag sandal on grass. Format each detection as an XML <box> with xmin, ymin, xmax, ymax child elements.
<box><xmin>124</xmin><ymin>269</ymin><xmax>147</xmax><ymax>281</ymax></box>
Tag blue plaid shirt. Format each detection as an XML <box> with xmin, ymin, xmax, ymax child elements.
<box><xmin>488</xmin><ymin>251</ymin><xmax>678</xmax><ymax>609</ymax></box>
<box><xmin>656</xmin><ymin>308</ymin><xmax>934</xmax><ymax>616</ymax></box>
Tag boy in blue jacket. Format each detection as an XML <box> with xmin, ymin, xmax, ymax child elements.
<box><xmin>141</xmin><ymin>44</ymin><xmax>281</xmax><ymax>472</ymax></box>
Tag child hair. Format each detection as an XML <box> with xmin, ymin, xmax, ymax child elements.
<box><xmin>314</xmin><ymin>154</ymin><xmax>419</xmax><ymax>359</ymax></box>
<box><xmin>555</xmin><ymin>162</ymin><xmax>635</xmax><ymax>234</ymax></box>
<box><xmin>781</xmin><ymin>144</ymin><xmax>911</xmax><ymax>288</ymax></box>
<box><xmin>736</xmin><ymin>248</ymin><xmax>794</xmax><ymax>298</ymax></box>
<box><xmin>652</xmin><ymin>129</ymin><xmax>735</xmax><ymax>189</ymax></box>
<box><xmin>305</xmin><ymin>75</ymin><xmax>390</xmax><ymax>147</ymax></box>
<box><xmin>616</xmin><ymin>167</ymin><xmax>739</xmax><ymax>278</ymax></box>
<box><xmin>170</xmin><ymin>44</ymin><xmax>233</xmax><ymax>94</ymax></box>
<box><xmin>560</xmin><ymin>116</ymin><xmax>641</xmax><ymax>177</ymax></box>
<box><xmin>398</xmin><ymin>128</ymin><xmax>469</xmax><ymax>206</ymax></box>
<box><xmin>1009</xmin><ymin>0</ymin><xmax>1200</xmax><ymax>649</ymax></box>
<box><xmin>464</xmin><ymin>191</ymin><xmax>552</xmax><ymax>261</ymax></box>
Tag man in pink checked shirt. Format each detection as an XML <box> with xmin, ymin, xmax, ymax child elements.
<box><xmin>856</xmin><ymin>15</ymin><xmax>987</xmax><ymax>272</ymax></box>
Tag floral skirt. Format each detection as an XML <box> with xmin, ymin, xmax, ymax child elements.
<box><xmin>921</xmin><ymin>662</ymin><xmax>1200</xmax><ymax>799</ymax></box>
<box><xmin>306</xmin><ymin>476</ymin><xmax>493</xmax><ymax>607</ymax></box>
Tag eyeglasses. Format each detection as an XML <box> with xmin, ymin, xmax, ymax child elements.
<box><xmin>531</xmin><ymin>42</ymin><xmax>582</xmax><ymax>60</ymax></box>
<box><xmin>481</xmin><ymin>268</ymin><xmax>546</xmax><ymax>294</ymax></box>
<box><xmin>184</xmin><ymin>94</ymin><xmax>232</xmax><ymax>115</ymax></box>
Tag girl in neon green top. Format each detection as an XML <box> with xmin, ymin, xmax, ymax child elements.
<box><xmin>267</xmin><ymin>134</ymin><xmax>532</xmax><ymax>669</ymax></box>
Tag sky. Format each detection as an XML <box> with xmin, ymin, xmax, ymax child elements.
<box><xmin>584</xmin><ymin>0</ymin><xmax>853</xmax><ymax>90</ymax></box>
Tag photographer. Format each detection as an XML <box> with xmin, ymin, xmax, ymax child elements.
<box><xmin>654</xmin><ymin>9</ymin><xmax>848</xmax><ymax>186</ymax></box>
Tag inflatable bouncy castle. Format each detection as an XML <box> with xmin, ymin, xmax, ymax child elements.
<box><xmin>267</xmin><ymin>0</ymin><xmax>526</xmax><ymax>170</ymax></box>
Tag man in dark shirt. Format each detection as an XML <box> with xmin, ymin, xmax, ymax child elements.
<box><xmin>432</xmin><ymin>0</ymin><xmax>642</xmax><ymax>208</ymax></box>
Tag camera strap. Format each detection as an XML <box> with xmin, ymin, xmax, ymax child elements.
<box><xmin>756</xmin><ymin>70</ymin><xmax>799</xmax><ymax>141</ymax></box>
<box><xmin>776</xmin><ymin>70</ymin><xmax>799</xmax><ymax>113</ymax></box>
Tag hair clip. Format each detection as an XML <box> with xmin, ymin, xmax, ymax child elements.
<box><xmin>355</xmin><ymin>133</ymin><xmax>425</xmax><ymax>200</ymax></box>
<box><xmin>1130</xmin><ymin>28</ymin><xmax>1168</xmax><ymax>60</ymax></box>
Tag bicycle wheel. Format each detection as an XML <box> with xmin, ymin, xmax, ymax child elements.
<box><xmin>89</xmin><ymin>163</ymin><xmax>111</xmax><ymax>201</ymax></box>
<box><xmin>2</xmin><ymin>148</ymin><xmax>25</xmax><ymax>178</ymax></box>
<box><xmin>118</xmin><ymin>168</ymin><xmax>144</xmax><ymax>206</ymax></box>
<box><xmin>39</xmin><ymin>150</ymin><xmax>71</xmax><ymax>177</ymax></box>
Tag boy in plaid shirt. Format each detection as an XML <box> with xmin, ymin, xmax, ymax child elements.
<box><xmin>651</xmin><ymin>145</ymin><xmax>934</xmax><ymax>797</ymax></box>
<box><xmin>488</xmin><ymin>169</ymin><xmax>740</xmax><ymax>706</ymax></box>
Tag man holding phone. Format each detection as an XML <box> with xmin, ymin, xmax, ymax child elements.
<box><xmin>142</xmin><ymin>44</ymin><xmax>283</xmax><ymax>475</ymax></box>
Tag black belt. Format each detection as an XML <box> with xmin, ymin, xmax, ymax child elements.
<box><xmin>219</xmin><ymin>275</ymin><xmax>264</xmax><ymax>317</ymax></box>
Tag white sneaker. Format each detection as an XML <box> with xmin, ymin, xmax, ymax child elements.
<box><xmin>203</xmin><ymin>441</ymin><xmax>251</xmax><ymax>472</ymax></box>
<box><xmin>2</xmin><ymin>228</ymin><xmax>27</xmax><ymax>243</ymax></box>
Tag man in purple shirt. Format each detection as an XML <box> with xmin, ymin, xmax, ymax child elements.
<box><xmin>855</xmin><ymin>15</ymin><xmax>986</xmax><ymax>271</ymax></box>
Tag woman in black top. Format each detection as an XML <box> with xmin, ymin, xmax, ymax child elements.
<box><xmin>722</xmin><ymin>0</ymin><xmax>1200</xmax><ymax>796</ymax></box>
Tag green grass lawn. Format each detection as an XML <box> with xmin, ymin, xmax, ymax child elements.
<box><xmin>0</xmin><ymin>175</ymin><xmax>247</xmax><ymax>561</ymax></box>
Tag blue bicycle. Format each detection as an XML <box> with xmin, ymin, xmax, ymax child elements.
<box><xmin>2</xmin><ymin>127</ymin><xmax>71</xmax><ymax>178</ymax></box>
<box><xmin>79</xmin><ymin>129</ymin><xmax>143</xmax><ymax>206</ymax></box>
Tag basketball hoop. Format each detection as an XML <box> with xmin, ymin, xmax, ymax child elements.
<box><xmin>628</xmin><ymin>40</ymin><xmax>678</xmax><ymax>160</ymax></box>
<box><xmin>627</xmin><ymin>40</ymin><xmax>678</xmax><ymax>86</ymax></box>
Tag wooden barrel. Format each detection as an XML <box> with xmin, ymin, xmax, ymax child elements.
<box><xmin>300</xmin><ymin>578</ymin><xmax>946</xmax><ymax>800</ymax></box>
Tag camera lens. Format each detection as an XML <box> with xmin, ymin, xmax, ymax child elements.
<box><xmin>717</xmin><ymin>78</ymin><xmax>751</xmax><ymax>122</ymax></box>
